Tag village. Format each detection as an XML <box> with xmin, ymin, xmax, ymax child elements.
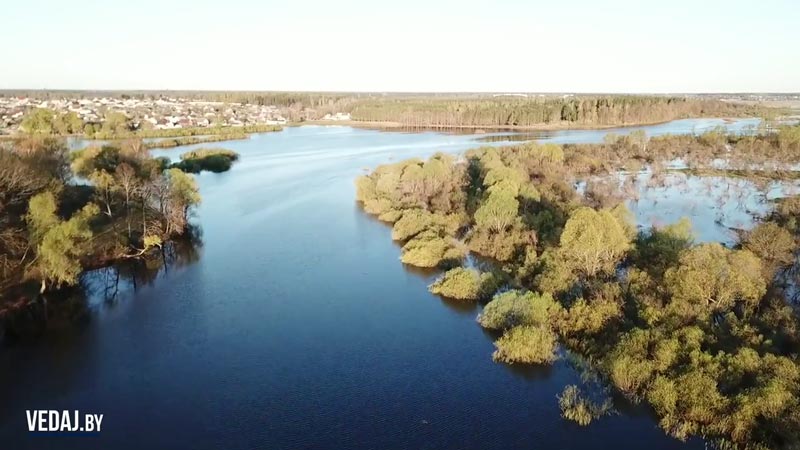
<box><xmin>0</xmin><ymin>95</ymin><xmax>350</xmax><ymax>135</ymax></box>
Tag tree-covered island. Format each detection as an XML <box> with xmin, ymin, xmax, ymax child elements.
<box><xmin>356</xmin><ymin>124</ymin><xmax>800</xmax><ymax>449</ymax></box>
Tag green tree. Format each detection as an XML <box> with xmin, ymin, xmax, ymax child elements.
<box><xmin>428</xmin><ymin>267</ymin><xmax>498</xmax><ymax>301</ymax></box>
<box><xmin>26</xmin><ymin>192</ymin><xmax>99</xmax><ymax>292</ymax></box>
<box><xmin>20</xmin><ymin>108</ymin><xmax>57</xmax><ymax>134</ymax></box>
<box><xmin>665</xmin><ymin>243</ymin><xmax>766</xmax><ymax>317</ymax></box>
<box><xmin>559</xmin><ymin>207</ymin><xmax>631</xmax><ymax>278</ymax></box>
<box><xmin>162</xmin><ymin>169</ymin><xmax>201</xmax><ymax>235</ymax></box>
<box><xmin>743</xmin><ymin>222</ymin><xmax>795</xmax><ymax>279</ymax></box>
<box><xmin>492</xmin><ymin>325</ymin><xmax>557</xmax><ymax>364</ymax></box>
<box><xmin>634</xmin><ymin>217</ymin><xmax>694</xmax><ymax>277</ymax></box>
<box><xmin>474</xmin><ymin>185</ymin><xmax>519</xmax><ymax>233</ymax></box>
<box><xmin>478</xmin><ymin>290</ymin><xmax>561</xmax><ymax>330</ymax></box>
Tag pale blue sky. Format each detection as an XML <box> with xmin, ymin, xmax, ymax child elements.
<box><xmin>1</xmin><ymin>0</ymin><xmax>797</xmax><ymax>92</ymax></box>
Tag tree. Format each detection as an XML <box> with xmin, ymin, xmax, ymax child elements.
<box><xmin>665</xmin><ymin>244</ymin><xmax>766</xmax><ymax>316</ymax></box>
<box><xmin>163</xmin><ymin>169</ymin><xmax>201</xmax><ymax>235</ymax></box>
<box><xmin>478</xmin><ymin>290</ymin><xmax>561</xmax><ymax>330</ymax></box>
<box><xmin>743</xmin><ymin>222</ymin><xmax>795</xmax><ymax>279</ymax></box>
<box><xmin>25</xmin><ymin>192</ymin><xmax>99</xmax><ymax>293</ymax></box>
<box><xmin>492</xmin><ymin>325</ymin><xmax>557</xmax><ymax>364</ymax></box>
<box><xmin>100</xmin><ymin>111</ymin><xmax>131</xmax><ymax>136</ymax></box>
<box><xmin>115</xmin><ymin>163</ymin><xmax>139</xmax><ymax>238</ymax></box>
<box><xmin>428</xmin><ymin>267</ymin><xmax>498</xmax><ymax>301</ymax></box>
<box><xmin>474</xmin><ymin>185</ymin><xmax>519</xmax><ymax>233</ymax></box>
<box><xmin>89</xmin><ymin>170</ymin><xmax>118</xmax><ymax>218</ymax></box>
<box><xmin>627</xmin><ymin>129</ymin><xmax>649</xmax><ymax>153</ymax></box>
<box><xmin>54</xmin><ymin>111</ymin><xmax>83</xmax><ymax>135</ymax></box>
<box><xmin>634</xmin><ymin>217</ymin><xmax>694</xmax><ymax>277</ymax></box>
<box><xmin>559</xmin><ymin>207</ymin><xmax>631</xmax><ymax>278</ymax></box>
<box><xmin>20</xmin><ymin>108</ymin><xmax>56</xmax><ymax>134</ymax></box>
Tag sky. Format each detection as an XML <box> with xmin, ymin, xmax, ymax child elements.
<box><xmin>1</xmin><ymin>0</ymin><xmax>798</xmax><ymax>93</ymax></box>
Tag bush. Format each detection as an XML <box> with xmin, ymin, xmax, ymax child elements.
<box><xmin>400</xmin><ymin>230</ymin><xmax>465</xmax><ymax>268</ymax></box>
<box><xmin>743</xmin><ymin>222</ymin><xmax>795</xmax><ymax>278</ymax></box>
<box><xmin>558</xmin><ymin>385</ymin><xmax>610</xmax><ymax>426</ymax></box>
<box><xmin>392</xmin><ymin>209</ymin><xmax>436</xmax><ymax>241</ymax></box>
<box><xmin>179</xmin><ymin>148</ymin><xmax>239</xmax><ymax>161</ymax></box>
<box><xmin>377</xmin><ymin>209</ymin><xmax>403</xmax><ymax>222</ymax></box>
<box><xmin>492</xmin><ymin>325</ymin><xmax>557</xmax><ymax>364</ymax></box>
<box><xmin>428</xmin><ymin>267</ymin><xmax>498</xmax><ymax>301</ymax></box>
<box><xmin>172</xmin><ymin>148</ymin><xmax>240</xmax><ymax>173</ymax></box>
<box><xmin>478</xmin><ymin>290</ymin><xmax>560</xmax><ymax>330</ymax></box>
<box><xmin>557</xmin><ymin>296</ymin><xmax>622</xmax><ymax>336</ymax></box>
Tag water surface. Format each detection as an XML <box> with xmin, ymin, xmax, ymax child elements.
<box><xmin>0</xmin><ymin>120</ymin><xmax>758</xmax><ymax>449</ymax></box>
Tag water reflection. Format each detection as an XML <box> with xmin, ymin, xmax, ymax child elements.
<box><xmin>1</xmin><ymin>230</ymin><xmax>203</xmax><ymax>341</ymax></box>
<box><xmin>2</xmin><ymin>122</ymin><xmax>757</xmax><ymax>450</ymax></box>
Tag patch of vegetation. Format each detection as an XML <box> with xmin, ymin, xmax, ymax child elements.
<box><xmin>558</xmin><ymin>385</ymin><xmax>611</xmax><ymax>426</ymax></box>
<box><xmin>171</xmin><ymin>148</ymin><xmax>240</xmax><ymax>173</ymax></box>
<box><xmin>350</xmin><ymin>96</ymin><xmax>757</xmax><ymax>129</ymax></box>
<box><xmin>1</xmin><ymin>137</ymin><xmax>201</xmax><ymax>297</ymax></box>
<box><xmin>357</xmin><ymin>126</ymin><xmax>800</xmax><ymax>448</ymax></box>
<box><xmin>428</xmin><ymin>267</ymin><xmax>499</xmax><ymax>301</ymax></box>
<box><xmin>144</xmin><ymin>133</ymin><xmax>249</xmax><ymax>149</ymax></box>
<box><xmin>478</xmin><ymin>290</ymin><xmax>561</xmax><ymax>330</ymax></box>
<box><xmin>492</xmin><ymin>325</ymin><xmax>558</xmax><ymax>365</ymax></box>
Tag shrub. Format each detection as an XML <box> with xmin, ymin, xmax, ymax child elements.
<box><xmin>665</xmin><ymin>243</ymin><xmax>766</xmax><ymax>316</ymax></box>
<box><xmin>559</xmin><ymin>206</ymin><xmax>632</xmax><ymax>277</ymax></box>
<box><xmin>377</xmin><ymin>209</ymin><xmax>403</xmax><ymax>222</ymax></box>
<box><xmin>179</xmin><ymin>148</ymin><xmax>239</xmax><ymax>161</ymax></box>
<box><xmin>355</xmin><ymin>176</ymin><xmax>377</xmax><ymax>203</ymax></box>
<box><xmin>363</xmin><ymin>198</ymin><xmax>393</xmax><ymax>216</ymax></box>
<box><xmin>743</xmin><ymin>222</ymin><xmax>795</xmax><ymax>278</ymax></box>
<box><xmin>428</xmin><ymin>267</ymin><xmax>498</xmax><ymax>301</ymax></box>
<box><xmin>557</xmin><ymin>297</ymin><xmax>622</xmax><ymax>336</ymax></box>
<box><xmin>492</xmin><ymin>325</ymin><xmax>557</xmax><ymax>364</ymax></box>
<box><xmin>400</xmin><ymin>230</ymin><xmax>465</xmax><ymax>268</ymax></box>
<box><xmin>478</xmin><ymin>290</ymin><xmax>560</xmax><ymax>330</ymax></box>
<box><xmin>173</xmin><ymin>148</ymin><xmax>240</xmax><ymax>173</ymax></box>
<box><xmin>558</xmin><ymin>385</ymin><xmax>610</xmax><ymax>426</ymax></box>
<box><xmin>392</xmin><ymin>209</ymin><xmax>435</xmax><ymax>241</ymax></box>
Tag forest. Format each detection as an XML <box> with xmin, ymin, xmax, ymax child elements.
<box><xmin>355</xmin><ymin>124</ymin><xmax>800</xmax><ymax>449</ymax></box>
<box><xmin>0</xmin><ymin>136</ymin><xmax>232</xmax><ymax>312</ymax></box>
<box><xmin>348</xmin><ymin>96</ymin><xmax>762</xmax><ymax>128</ymax></box>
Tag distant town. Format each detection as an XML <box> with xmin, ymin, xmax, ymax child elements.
<box><xmin>1</xmin><ymin>91</ymin><xmax>797</xmax><ymax>137</ymax></box>
<box><xmin>0</xmin><ymin>95</ymin><xmax>353</xmax><ymax>135</ymax></box>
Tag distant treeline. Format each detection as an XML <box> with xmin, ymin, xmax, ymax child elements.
<box><xmin>7</xmin><ymin>93</ymin><xmax>770</xmax><ymax>131</ymax></box>
<box><xmin>348</xmin><ymin>96</ymin><xmax>759</xmax><ymax>128</ymax></box>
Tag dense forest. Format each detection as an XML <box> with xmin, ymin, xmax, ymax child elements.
<box><xmin>355</xmin><ymin>125</ymin><xmax>800</xmax><ymax>449</ymax></box>
<box><xmin>349</xmin><ymin>96</ymin><xmax>760</xmax><ymax>128</ymax></box>
<box><xmin>0</xmin><ymin>137</ymin><xmax>234</xmax><ymax>311</ymax></box>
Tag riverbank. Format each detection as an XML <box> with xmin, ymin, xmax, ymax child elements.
<box><xmin>355</xmin><ymin>127</ymin><xmax>800</xmax><ymax>448</ymax></box>
<box><xmin>1</xmin><ymin>120</ymin><xmax>763</xmax><ymax>450</ymax></box>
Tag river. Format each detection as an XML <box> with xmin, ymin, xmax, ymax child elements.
<box><xmin>0</xmin><ymin>119</ymin><xmax>761</xmax><ymax>449</ymax></box>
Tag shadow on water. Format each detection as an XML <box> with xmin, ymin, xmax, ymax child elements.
<box><xmin>0</xmin><ymin>228</ymin><xmax>203</xmax><ymax>342</ymax></box>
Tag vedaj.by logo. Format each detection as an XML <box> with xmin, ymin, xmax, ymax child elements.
<box><xmin>26</xmin><ymin>410</ymin><xmax>103</xmax><ymax>434</ymax></box>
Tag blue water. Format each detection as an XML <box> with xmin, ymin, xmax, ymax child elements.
<box><xmin>1</xmin><ymin>120</ymin><xmax>757</xmax><ymax>449</ymax></box>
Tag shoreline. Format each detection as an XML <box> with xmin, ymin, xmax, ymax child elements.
<box><xmin>297</xmin><ymin>117</ymin><xmax>750</xmax><ymax>133</ymax></box>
